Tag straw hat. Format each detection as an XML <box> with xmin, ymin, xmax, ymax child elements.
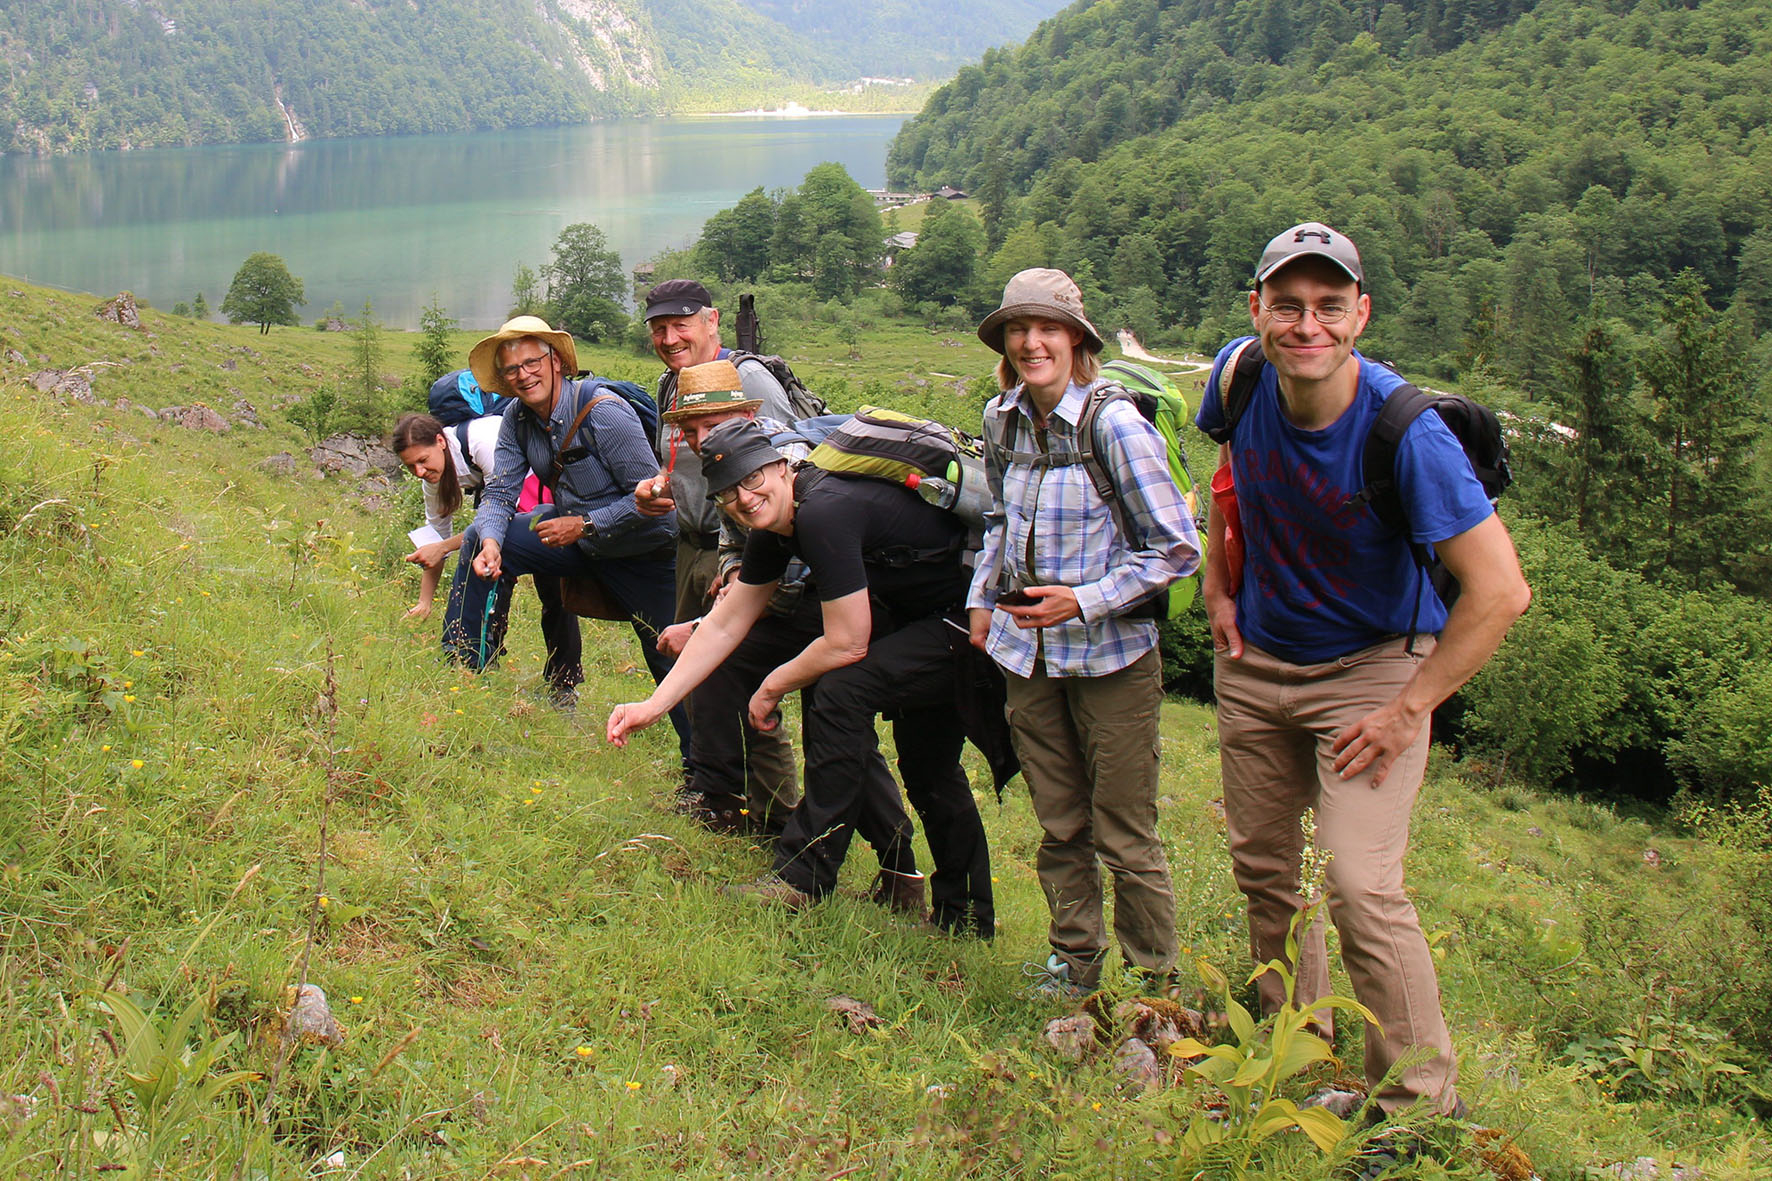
<box><xmin>468</xmin><ymin>315</ymin><xmax>579</xmax><ymax>395</ymax></box>
<box><xmin>664</xmin><ymin>359</ymin><xmax>762</xmax><ymax>423</ymax></box>
<box><xmin>976</xmin><ymin>268</ymin><xmax>1104</xmax><ymax>355</ymax></box>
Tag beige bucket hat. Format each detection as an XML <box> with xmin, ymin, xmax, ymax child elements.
<box><xmin>976</xmin><ymin>268</ymin><xmax>1105</xmax><ymax>355</ymax></box>
<box><xmin>468</xmin><ymin>315</ymin><xmax>580</xmax><ymax>395</ymax></box>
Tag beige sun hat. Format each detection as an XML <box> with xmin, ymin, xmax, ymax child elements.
<box><xmin>976</xmin><ymin>268</ymin><xmax>1105</xmax><ymax>355</ymax></box>
<box><xmin>665</xmin><ymin>359</ymin><xmax>762</xmax><ymax>422</ymax></box>
<box><xmin>468</xmin><ymin>315</ymin><xmax>580</xmax><ymax>395</ymax></box>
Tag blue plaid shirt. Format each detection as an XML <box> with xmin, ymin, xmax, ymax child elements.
<box><xmin>967</xmin><ymin>379</ymin><xmax>1200</xmax><ymax>677</ymax></box>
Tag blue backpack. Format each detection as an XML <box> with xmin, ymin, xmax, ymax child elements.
<box><xmin>427</xmin><ymin>369</ymin><xmax>509</xmax><ymax>426</ymax></box>
<box><xmin>572</xmin><ymin>374</ymin><xmax>660</xmax><ymax>451</ymax></box>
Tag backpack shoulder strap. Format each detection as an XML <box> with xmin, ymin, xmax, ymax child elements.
<box><xmin>1355</xmin><ymin>382</ymin><xmax>1432</xmax><ymax>536</ymax></box>
<box><xmin>543</xmin><ymin>381</ymin><xmax>620</xmax><ymax>490</ymax></box>
<box><xmin>1075</xmin><ymin>381</ymin><xmax>1128</xmax><ymax>502</ymax></box>
<box><xmin>1204</xmin><ymin>337</ymin><xmax>1267</xmax><ymax>444</ymax></box>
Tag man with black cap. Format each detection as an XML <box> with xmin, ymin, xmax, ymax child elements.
<box><xmin>636</xmin><ymin>279</ymin><xmax>798</xmax><ymax>613</ymax></box>
<box><xmin>634</xmin><ymin>280</ymin><xmax>799</xmax><ymax>818</ymax></box>
<box><xmin>1195</xmin><ymin>223</ymin><xmax>1530</xmax><ymax>1127</ymax></box>
<box><xmin>439</xmin><ymin>315</ymin><xmax>691</xmax><ymax>762</ymax></box>
<box><xmin>606</xmin><ymin>418</ymin><xmax>996</xmax><ymax>937</ymax></box>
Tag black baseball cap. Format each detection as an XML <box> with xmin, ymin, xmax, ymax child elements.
<box><xmin>1255</xmin><ymin>222</ymin><xmax>1364</xmax><ymax>287</ymax></box>
<box><xmin>643</xmin><ymin>279</ymin><xmax>715</xmax><ymax>322</ymax></box>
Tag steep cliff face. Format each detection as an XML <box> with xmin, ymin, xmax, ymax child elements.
<box><xmin>545</xmin><ymin>0</ymin><xmax>661</xmax><ymax>93</ymax></box>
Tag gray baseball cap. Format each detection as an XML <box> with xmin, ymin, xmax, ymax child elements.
<box><xmin>1255</xmin><ymin>222</ymin><xmax>1364</xmax><ymax>287</ymax></box>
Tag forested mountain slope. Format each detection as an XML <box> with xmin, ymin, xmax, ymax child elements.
<box><xmin>888</xmin><ymin>0</ymin><xmax>1772</xmax><ymax>360</ymax></box>
<box><xmin>0</xmin><ymin>0</ymin><xmax>1063</xmax><ymax>154</ymax></box>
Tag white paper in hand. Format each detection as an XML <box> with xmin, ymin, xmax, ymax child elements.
<box><xmin>408</xmin><ymin>524</ymin><xmax>446</xmax><ymax>549</ymax></box>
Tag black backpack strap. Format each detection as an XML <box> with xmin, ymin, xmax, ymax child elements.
<box><xmin>1353</xmin><ymin>383</ymin><xmax>1437</xmax><ymax>653</ymax></box>
<box><xmin>1353</xmin><ymin>383</ymin><xmax>1433</xmax><ymax>537</ymax></box>
<box><xmin>1203</xmin><ymin>337</ymin><xmax>1267</xmax><ymax>444</ymax></box>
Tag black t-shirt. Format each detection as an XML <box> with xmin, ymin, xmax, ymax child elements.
<box><xmin>739</xmin><ymin>472</ymin><xmax>968</xmax><ymax>623</ymax></box>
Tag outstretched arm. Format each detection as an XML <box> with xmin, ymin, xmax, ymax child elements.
<box><xmin>606</xmin><ymin>578</ymin><xmax>775</xmax><ymax>744</ymax></box>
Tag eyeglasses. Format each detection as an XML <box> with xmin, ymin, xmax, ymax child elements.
<box><xmin>710</xmin><ymin>468</ymin><xmax>771</xmax><ymax>507</ymax></box>
<box><xmin>498</xmin><ymin>352</ymin><xmax>551</xmax><ymax>381</ymax></box>
<box><xmin>1258</xmin><ymin>299</ymin><xmax>1355</xmax><ymax>325</ymax></box>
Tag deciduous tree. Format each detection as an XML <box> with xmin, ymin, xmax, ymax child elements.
<box><xmin>543</xmin><ymin>223</ymin><xmax>628</xmax><ymax>344</ymax></box>
<box><xmin>220</xmin><ymin>252</ymin><xmax>305</xmax><ymax>334</ymax></box>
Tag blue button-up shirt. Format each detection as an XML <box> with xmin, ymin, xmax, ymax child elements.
<box><xmin>473</xmin><ymin>378</ymin><xmax>674</xmax><ymax>557</ymax></box>
<box><xmin>967</xmin><ymin>379</ymin><xmax>1200</xmax><ymax>678</ymax></box>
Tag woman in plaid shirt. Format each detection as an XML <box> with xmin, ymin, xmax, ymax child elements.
<box><xmin>966</xmin><ymin>269</ymin><xmax>1201</xmax><ymax>997</ymax></box>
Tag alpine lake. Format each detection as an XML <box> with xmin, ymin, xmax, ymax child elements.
<box><xmin>0</xmin><ymin>114</ymin><xmax>908</xmax><ymax>330</ymax></box>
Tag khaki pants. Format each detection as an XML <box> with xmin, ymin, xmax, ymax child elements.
<box><xmin>1214</xmin><ymin>637</ymin><xmax>1458</xmax><ymax>1114</ymax></box>
<box><xmin>676</xmin><ymin>534</ymin><xmax>798</xmax><ymax>815</ymax></box>
<box><xmin>1005</xmin><ymin>649</ymin><xmax>1176</xmax><ymax>986</ymax></box>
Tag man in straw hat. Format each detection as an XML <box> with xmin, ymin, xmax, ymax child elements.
<box><xmin>641</xmin><ymin>359</ymin><xmax>802</xmax><ymax>836</ymax></box>
<box><xmin>440</xmin><ymin>315</ymin><xmax>691</xmax><ymax>760</ymax></box>
<box><xmin>634</xmin><ymin>281</ymin><xmax>802</xmax><ymax>818</ymax></box>
<box><xmin>607</xmin><ymin>418</ymin><xmax>997</xmax><ymax>934</ymax></box>
<box><xmin>1195</xmin><ymin>222</ymin><xmax>1529</xmax><ymax>1133</ymax></box>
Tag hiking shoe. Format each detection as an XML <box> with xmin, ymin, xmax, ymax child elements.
<box><xmin>725</xmin><ymin>874</ymin><xmax>815</xmax><ymax>912</ymax></box>
<box><xmin>1348</xmin><ymin>1132</ymin><xmax>1424</xmax><ymax>1181</ymax></box>
<box><xmin>547</xmin><ymin>684</ymin><xmax>578</xmax><ymax>713</ymax></box>
<box><xmin>1023</xmin><ymin>953</ymin><xmax>1092</xmax><ymax>1000</ymax></box>
<box><xmin>869</xmin><ymin>868</ymin><xmax>927</xmax><ymax>916</ymax></box>
<box><xmin>688</xmin><ymin>794</ymin><xmax>748</xmax><ymax>835</ymax></box>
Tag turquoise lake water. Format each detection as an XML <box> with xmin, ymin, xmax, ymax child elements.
<box><xmin>0</xmin><ymin>115</ymin><xmax>907</xmax><ymax>329</ymax></box>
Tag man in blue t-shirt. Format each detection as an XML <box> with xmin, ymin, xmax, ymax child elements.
<box><xmin>1195</xmin><ymin>224</ymin><xmax>1530</xmax><ymax>1126</ymax></box>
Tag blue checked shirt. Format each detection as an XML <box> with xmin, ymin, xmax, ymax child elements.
<box><xmin>966</xmin><ymin>379</ymin><xmax>1200</xmax><ymax>678</ymax></box>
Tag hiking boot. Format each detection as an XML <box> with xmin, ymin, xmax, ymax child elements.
<box><xmin>688</xmin><ymin>793</ymin><xmax>748</xmax><ymax>835</ymax></box>
<box><xmin>1023</xmin><ymin>953</ymin><xmax>1095</xmax><ymax>1000</ymax></box>
<box><xmin>547</xmin><ymin>684</ymin><xmax>578</xmax><ymax>713</ymax></box>
<box><xmin>725</xmin><ymin>874</ymin><xmax>816</xmax><ymax>912</ymax></box>
<box><xmin>1348</xmin><ymin>1131</ymin><xmax>1425</xmax><ymax>1181</ymax></box>
<box><xmin>869</xmin><ymin>869</ymin><xmax>927</xmax><ymax>916</ymax></box>
<box><xmin>1140</xmin><ymin>968</ymin><xmax>1185</xmax><ymax>1000</ymax></box>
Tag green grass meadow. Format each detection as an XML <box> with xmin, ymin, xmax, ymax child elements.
<box><xmin>0</xmin><ymin>283</ymin><xmax>1767</xmax><ymax>1177</ymax></box>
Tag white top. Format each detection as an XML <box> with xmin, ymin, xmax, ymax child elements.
<box><xmin>422</xmin><ymin>416</ymin><xmax>505</xmax><ymax>536</ymax></box>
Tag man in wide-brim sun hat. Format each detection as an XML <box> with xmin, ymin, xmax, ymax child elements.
<box><xmin>439</xmin><ymin>316</ymin><xmax>691</xmax><ymax>764</ymax></box>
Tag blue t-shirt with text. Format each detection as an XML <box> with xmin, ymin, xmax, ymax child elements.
<box><xmin>1195</xmin><ymin>341</ymin><xmax>1494</xmax><ymax>664</ymax></box>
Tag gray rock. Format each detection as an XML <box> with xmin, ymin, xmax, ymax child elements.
<box><xmin>31</xmin><ymin>369</ymin><xmax>97</xmax><ymax>402</ymax></box>
<box><xmin>1113</xmin><ymin>1037</ymin><xmax>1161</xmax><ymax>1091</ymax></box>
<box><xmin>231</xmin><ymin>398</ymin><xmax>264</xmax><ymax>428</ymax></box>
<box><xmin>220</xmin><ymin>359</ymin><xmax>237</xmax><ymax>371</ymax></box>
<box><xmin>4</xmin><ymin>348</ymin><xmax>23</xmax><ymax>364</ymax></box>
<box><xmin>310</xmin><ymin>433</ymin><xmax>401</xmax><ymax>480</ymax></box>
<box><xmin>94</xmin><ymin>291</ymin><xmax>142</xmax><ymax>329</ymax></box>
<box><xmin>257</xmin><ymin>453</ymin><xmax>299</xmax><ymax>477</ymax></box>
<box><xmin>166</xmin><ymin>405</ymin><xmax>231</xmax><ymax>433</ymax></box>
<box><xmin>1043</xmin><ymin>1014</ymin><xmax>1096</xmax><ymax>1062</ymax></box>
<box><xmin>1300</xmin><ymin>1086</ymin><xmax>1364</xmax><ymax>1118</ymax></box>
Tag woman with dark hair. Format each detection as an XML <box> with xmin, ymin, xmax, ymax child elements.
<box><xmin>966</xmin><ymin>269</ymin><xmax>1200</xmax><ymax>996</ymax></box>
<box><xmin>392</xmin><ymin>412</ymin><xmax>582</xmax><ymax>702</ymax></box>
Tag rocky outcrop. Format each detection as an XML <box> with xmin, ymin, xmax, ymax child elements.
<box><xmin>310</xmin><ymin>433</ymin><xmax>401</xmax><ymax>480</ymax></box>
<box><xmin>95</xmin><ymin>292</ymin><xmax>143</xmax><ymax>329</ymax></box>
